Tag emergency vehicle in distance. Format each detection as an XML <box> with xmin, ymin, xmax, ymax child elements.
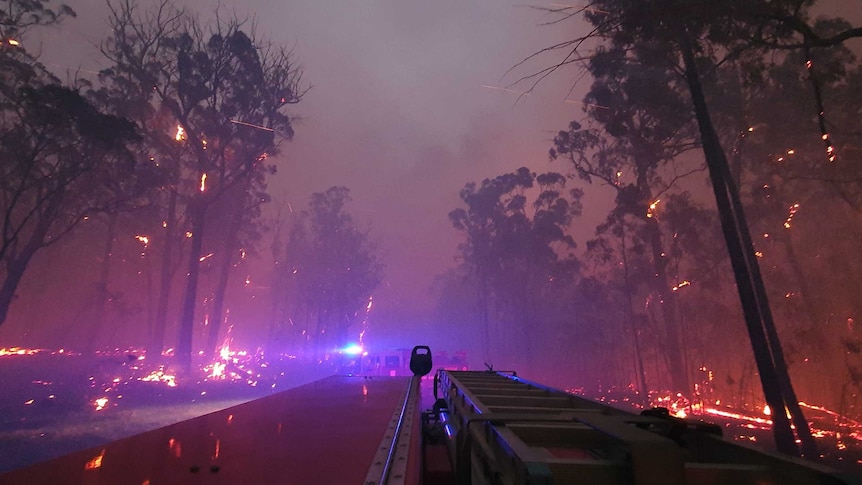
<box><xmin>336</xmin><ymin>344</ymin><xmax>468</xmax><ymax>376</ymax></box>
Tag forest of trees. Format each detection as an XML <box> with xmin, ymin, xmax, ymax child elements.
<box><xmin>437</xmin><ymin>0</ymin><xmax>862</xmax><ymax>457</ymax></box>
<box><xmin>3</xmin><ymin>0</ymin><xmax>862</xmax><ymax>460</ymax></box>
<box><xmin>0</xmin><ymin>0</ymin><xmax>382</xmax><ymax>371</ymax></box>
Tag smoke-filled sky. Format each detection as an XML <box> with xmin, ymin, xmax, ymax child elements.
<box><xmin>33</xmin><ymin>0</ymin><xmax>598</xmax><ymax>317</ymax></box>
<box><xmin>18</xmin><ymin>1</ymin><xmax>859</xmax><ymax>348</ymax></box>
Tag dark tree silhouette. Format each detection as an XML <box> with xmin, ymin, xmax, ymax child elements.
<box><xmin>278</xmin><ymin>187</ymin><xmax>382</xmax><ymax>353</ymax></box>
<box><xmin>0</xmin><ymin>82</ymin><xmax>143</xmax><ymax>326</ymax></box>
<box><xmin>519</xmin><ymin>0</ymin><xmax>862</xmax><ymax>458</ymax></box>
<box><xmin>449</xmin><ymin>168</ymin><xmax>582</xmax><ymax>370</ymax></box>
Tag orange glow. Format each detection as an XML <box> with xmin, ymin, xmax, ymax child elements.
<box><xmin>84</xmin><ymin>449</ymin><xmax>106</xmax><ymax>470</ymax></box>
<box><xmin>1</xmin><ymin>347</ymin><xmax>43</xmax><ymax>356</ymax></box>
<box><xmin>671</xmin><ymin>280</ymin><xmax>691</xmax><ymax>292</ymax></box>
<box><xmin>169</xmin><ymin>438</ymin><xmax>182</xmax><ymax>458</ymax></box>
<box><xmin>705</xmin><ymin>407</ymin><xmax>772</xmax><ymax>425</ymax></box>
<box><xmin>139</xmin><ymin>368</ymin><xmax>177</xmax><ymax>387</ymax></box>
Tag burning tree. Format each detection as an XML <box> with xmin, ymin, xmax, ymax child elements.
<box><xmin>99</xmin><ymin>0</ymin><xmax>304</xmax><ymax>369</ymax></box>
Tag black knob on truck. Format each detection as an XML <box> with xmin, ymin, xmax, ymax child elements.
<box><xmin>409</xmin><ymin>345</ymin><xmax>433</xmax><ymax>377</ymax></box>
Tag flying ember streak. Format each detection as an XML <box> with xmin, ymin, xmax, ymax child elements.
<box><xmin>200</xmin><ymin>173</ymin><xmax>207</xmax><ymax>192</ymax></box>
<box><xmin>646</xmin><ymin>199</ymin><xmax>660</xmax><ymax>219</ymax></box>
<box><xmin>230</xmin><ymin>119</ymin><xmax>275</xmax><ymax>132</ymax></box>
<box><xmin>199</xmin><ymin>253</ymin><xmax>214</xmax><ymax>262</ymax></box>
<box><xmin>0</xmin><ymin>347</ymin><xmax>43</xmax><ymax>356</ymax></box>
<box><xmin>480</xmin><ymin>85</ymin><xmax>531</xmax><ymax>97</ymax></box>
<box><xmin>671</xmin><ymin>280</ymin><xmax>691</xmax><ymax>291</ymax></box>
<box><xmin>784</xmin><ymin>203</ymin><xmax>800</xmax><ymax>229</ymax></box>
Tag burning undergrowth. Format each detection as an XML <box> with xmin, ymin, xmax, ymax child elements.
<box><xmin>569</xmin><ymin>384</ymin><xmax>862</xmax><ymax>474</ymax></box>
<box><xmin>0</xmin><ymin>347</ymin><xmax>334</xmax><ymax>473</ymax></box>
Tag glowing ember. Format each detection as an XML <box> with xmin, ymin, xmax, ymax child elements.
<box><xmin>646</xmin><ymin>199</ymin><xmax>660</xmax><ymax>219</ymax></box>
<box><xmin>671</xmin><ymin>280</ymin><xmax>691</xmax><ymax>292</ymax></box>
<box><xmin>210</xmin><ymin>361</ymin><xmax>226</xmax><ymax>379</ymax></box>
<box><xmin>139</xmin><ymin>368</ymin><xmax>177</xmax><ymax>387</ymax></box>
<box><xmin>175</xmin><ymin>125</ymin><xmax>186</xmax><ymax>141</ymax></box>
<box><xmin>784</xmin><ymin>203</ymin><xmax>800</xmax><ymax>229</ymax></box>
<box><xmin>0</xmin><ymin>347</ymin><xmax>43</xmax><ymax>356</ymax></box>
<box><xmin>94</xmin><ymin>397</ymin><xmax>109</xmax><ymax>411</ymax></box>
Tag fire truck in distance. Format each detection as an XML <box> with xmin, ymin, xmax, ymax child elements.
<box><xmin>337</xmin><ymin>344</ymin><xmax>468</xmax><ymax>376</ymax></box>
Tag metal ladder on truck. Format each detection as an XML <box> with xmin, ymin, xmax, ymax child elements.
<box><xmin>430</xmin><ymin>370</ymin><xmax>857</xmax><ymax>485</ymax></box>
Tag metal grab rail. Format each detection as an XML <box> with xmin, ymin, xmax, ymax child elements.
<box><xmin>378</xmin><ymin>375</ymin><xmax>417</xmax><ymax>485</ymax></box>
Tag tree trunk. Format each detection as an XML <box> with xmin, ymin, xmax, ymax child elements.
<box><xmin>88</xmin><ymin>213</ymin><xmax>117</xmax><ymax>354</ymax></box>
<box><xmin>621</xmin><ymin>220</ymin><xmax>649</xmax><ymax>400</ymax></box>
<box><xmin>149</xmin><ymin>189</ymin><xmax>178</xmax><ymax>359</ymax></box>
<box><xmin>176</xmin><ymin>201</ymin><xmax>206</xmax><ymax>371</ymax></box>
<box><xmin>0</xmin><ymin>254</ymin><xmax>33</xmax><ymax>326</ymax></box>
<box><xmin>679</xmin><ymin>36</ymin><xmax>816</xmax><ymax>457</ymax></box>
<box><xmin>643</xmin><ymin>214</ymin><xmax>689</xmax><ymax>392</ymax></box>
<box><xmin>206</xmin><ymin>205</ymin><xmax>242</xmax><ymax>358</ymax></box>
<box><xmin>0</xmin><ymin>220</ymin><xmax>50</xmax><ymax>326</ymax></box>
